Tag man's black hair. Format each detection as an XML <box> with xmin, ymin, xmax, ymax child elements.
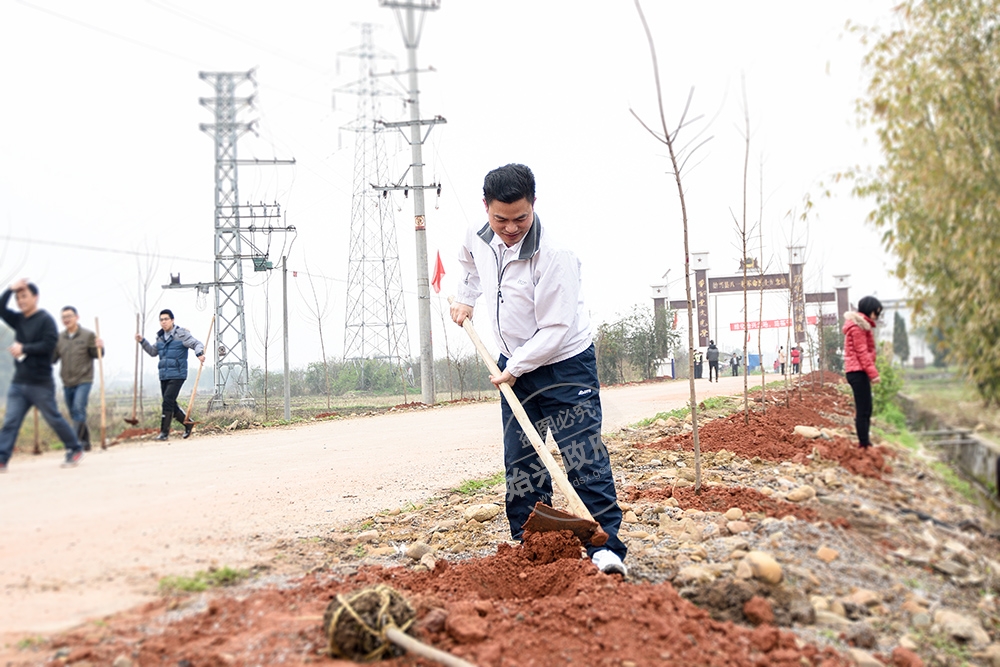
<box><xmin>483</xmin><ymin>163</ymin><xmax>536</xmax><ymax>205</ymax></box>
<box><xmin>19</xmin><ymin>282</ymin><xmax>39</xmax><ymax>296</ymax></box>
<box><xmin>62</xmin><ymin>306</ymin><xmax>78</xmax><ymax>315</ymax></box>
<box><xmin>160</xmin><ymin>309</ymin><xmax>175</xmax><ymax>320</ymax></box>
<box><xmin>857</xmin><ymin>296</ymin><xmax>883</xmax><ymax>319</ymax></box>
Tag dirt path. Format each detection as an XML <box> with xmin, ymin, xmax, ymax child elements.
<box><xmin>0</xmin><ymin>376</ymin><xmax>750</xmax><ymax>638</ymax></box>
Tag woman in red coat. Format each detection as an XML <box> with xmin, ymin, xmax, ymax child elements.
<box><xmin>842</xmin><ymin>296</ymin><xmax>882</xmax><ymax>448</ymax></box>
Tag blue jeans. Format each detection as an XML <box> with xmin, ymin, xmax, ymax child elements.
<box><xmin>64</xmin><ymin>382</ymin><xmax>92</xmax><ymax>424</ymax></box>
<box><xmin>0</xmin><ymin>382</ymin><xmax>81</xmax><ymax>464</ymax></box>
<box><xmin>499</xmin><ymin>345</ymin><xmax>627</xmax><ymax>560</ymax></box>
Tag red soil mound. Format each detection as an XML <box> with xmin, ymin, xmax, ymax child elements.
<box><xmin>47</xmin><ymin>532</ymin><xmax>848</xmax><ymax>667</ymax></box>
<box><xmin>639</xmin><ymin>384</ymin><xmax>892</xmax><ymax>478</ymax></box>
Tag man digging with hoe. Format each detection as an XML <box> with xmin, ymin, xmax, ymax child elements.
<box><xmin>450</xmin><ymin>163</ymin><xmax>628</xmax><ymax>576</ymax></box>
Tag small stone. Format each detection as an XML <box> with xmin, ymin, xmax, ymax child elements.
<box><xmin>816</xmin><ymin>546</ymin><xmax>839</xmax><ymax>563</ymax></box>
<box><xmin>911</xmin><ymin>612</ymin><xmax>931</xmax><ymax>628</ymax></box>
<box><xmin>897</xmin><ymin>635</ymin><xmax>918</xmax><ymax>651</ymax></box>
<box><xmin>810</xmin><ymin>595</ymin><xmax>829</xmax><ymax>612</ymax></box>
<box><xmin>786</xmin><ymin>485</ymin><xmax>816</xmax><ymax>503</ymax></box>
<box><xmin>726</xmin><ymin>520</ymin><xmax>751</xmax><ymax>534</ymax></box>
<box><xmin>463</xmin><ymin>504</ymin><xmax>501</xmax><ymax>523</ymax></box>
<box><xmin>369</xmin><ymin>546</ymin><xmax>396</xmax><ymax>557</ymax></box>
<box><xmin>743</xmin><ymin>596</ymin><xmax>774</xmax><ymax>626</ymax></box>
<box><xmin>724</xmin><ymin>507</ymin><xmax>744</xmax><ymax>521</ymax></box>
<box><xmin>814</xmin><ymin>610</ymin><xmax>853</xmax><ymax>628</ymax></box>
<box><xmin>446</xmin><ymin>614</ymin><xmax>489</xmax><ymax>643</ymax></box>
<box><xmin>649</xmin><ymin>458</ymin><xmax>662</xmax><ymax>466</ymax></box>
<box><xmin>845</xmin><ymin>622</ymin><xmax>878</xmax><ymax>649</ymax></box>
<box><xmin>623</xmin><ymin>510</ymin><xmax>639</xmax><ymax>523</ymax></box>
<box><xmin>847</xmin><ymin>648</ymin><xmax>882</xmax><ymax>667</ymax></box>
<box><xmin>419</xmin><ymin>552</ymin><xmax>437</xmax><ymax>570</ymax></box>
<box><xmin>744</xmin><ymin>550</ymin><xmax>782</xmax><ymax>584</ymax></box>
<box><xmin>112</xmin><ymin>658</ymin><xmax>133</xmax><ymax>667</ymax></box>
<box><xmin>794</xmin><ymin>425</ymin><xmax>822</xmax><ymax>439</ymax></box>
<box><xmin>419</xmin><ymin>608</ymin><xmax>448</xmax><ymax>634</ymax></box>
<box><xmin>735</xmin><ymin>558</ymin><xmax>753</xmax><ymax>579</ymax></box>
<box><xmin>934</xmin><ymin>609</ymin><xmax>991</xmax><ymax>647</ymax></box>
<box><xmin>847</xmin><ymin>589</ymin><xmax>881</xmax><ymax>607</ymax></box>
<box><xmin>972</xmin><ymin>643</ymin><xmax>1000</xmax><ymax>667</ymax></box>
<box><xmin>620</xmin><ymin>530</ymin><xmax>651</xmax><ymax>539</ymax></box>
<box><xmin>674</xmin><ymin>565</ymin><xmax>716</xmax><ymax>586</ymax></box>
<box><xmin>355</xmin><ymin>530</ymin><xmax>379</xmax><ymax>544</ymax></box>
<box><xmin>932</xmin><ymin>559</ymin><xmax>969</xmax><ymax>578</ymax></box>
<box><xmin>406</xmin><ymin>542</ymin><xmax>433</xmax><ymax>560</ymax></box>
<box><xmin>900</xmin><ymin>600</ymin><xmax>927</xmax><ymax>614</ymax></box>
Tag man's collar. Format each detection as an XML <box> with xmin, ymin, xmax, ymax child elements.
<box><xmin>476</xmin><ymin>213</ymin><xmax>542</xmax><ymax>260</ymax></box>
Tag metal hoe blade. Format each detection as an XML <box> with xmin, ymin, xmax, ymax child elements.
<box><xmin>522</xmin><ymin>501</ymin><xmax>608</xmax><ymax>547</ymax></box>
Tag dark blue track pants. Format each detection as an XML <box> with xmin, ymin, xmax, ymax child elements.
<box><xmin>498</xmin><ymin>345</ymin><xmax>627</xmax><ymax>560</ymax></box>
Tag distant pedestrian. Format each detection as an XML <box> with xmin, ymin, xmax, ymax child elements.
<box><xmin>53</xmin><ymin>306</ymin><xmax>104</xmax><ymax>452</ymax></box>
<box><xmin>843</xmin><ymin>296</ymin><xmax>882</xmax><ymax>449</ymax></box>
<box><xmin>136</xmin><ymin>309</ymin><xmax>205</xmax><ymax>441</ymax></box>
<box><xmin>0</xmin><ymin>279</ymin><xmax>84</xmax><ymax>472</ymax></box>
<box><xmin>778</xmin><ymin>346</ymin><xmax>787</xmax><ymax>375</ymax></box>
<box><xmin>706</xmin><ymin>340</ymin><xmax>719</xmax><ymax>382</ymax></box>
<box><xmin>693</xmin><ymin>349</ymin><xmax>704</xmax><ymax>379</ymax></box>
<box><xmin>729</xmin><ymin>354</ymin><xmax>738</xmax><ymax>376</ymax></box>
<box><xmin>791</xmin><ymin>346</ymin><xmax>801</xmax><ymax>374</ymax></box>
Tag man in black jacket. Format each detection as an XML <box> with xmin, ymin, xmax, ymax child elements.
<box><xmin>0</xmin><ymin>279</ymin><xmax>83</xmax><ymax>472</ymax></box>
<box><xmin>706</xmin><ymin>340</ymin><xmax>720</xmax><ymax>382</ymax></box>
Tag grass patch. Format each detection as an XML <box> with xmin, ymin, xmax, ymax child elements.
<box><xmin>158</xmin><ymin>566</ymin><xmax>250</xmax><ymax>594</ymax></box>
<box><xmin>15</xmin><ymin>637</ymin><xmax>45</xmax><ymax>651</ymax></box>
<box><xmin>634</xmin><ymin>396</ymin><xmax>737</xmax><ymax>427</ymax></box>
<box><xmin>928</xmin><ymin>461</ymin><xmax>977</xmax><ymax>503</ymax></box>
<box><xmin>452</xmin><ymin>471</ymin><xmax>505</xmax><ymax>495</ymax></box>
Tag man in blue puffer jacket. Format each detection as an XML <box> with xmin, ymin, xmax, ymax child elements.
<box><xmin>136</xmin><ymin>309</ymin><xmax>205</xmax><ymax>440</ymax></box>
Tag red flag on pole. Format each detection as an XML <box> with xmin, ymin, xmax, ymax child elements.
<box><xmin>431</xmin><ymin>251</ymin><xmax>445</xmax><ymax>294</ymax></box>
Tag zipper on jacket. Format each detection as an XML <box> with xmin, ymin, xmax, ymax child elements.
<box><xmin>492</xmin><ymin>245</ymin><xmax>512</xmax><ymax>357</ymax></box>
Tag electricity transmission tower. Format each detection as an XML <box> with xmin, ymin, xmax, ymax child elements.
<box><xmin>374</xmin><ymin>0</ymin><xmax>446</xmax><ymax>405</ymax></box>
<box><xmin>341</xmin><ymin>25</ymin><xmax>411</xmax><ymax>379</ymax></box>
<box><xmin>165</xmin><ymin>69</ymin><xmax>295</xmax><ymax>409</ymax></box>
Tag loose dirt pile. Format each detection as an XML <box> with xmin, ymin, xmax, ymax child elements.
<box><xmin>640</xmin><ymin>381</ymin><xmax>893</xmax><ymax>479</ymax></box>
<box><xmin>41</xmin><ymin>531</ymin><xmax>849</xmax><ymax>667</ymax></box>
<box><xmin>6</xmin><ymin>378</ymin><xmax>1000</xmax><ymax>666</ymax></box>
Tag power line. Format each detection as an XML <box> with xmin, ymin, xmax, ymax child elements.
<box><xmin>2</xmin><ymin>235</ymin><xmax>212</xmax><ymax>265</ymax></box>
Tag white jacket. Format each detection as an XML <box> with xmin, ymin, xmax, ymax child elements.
<box><xmin>455</xmin><ymin>214</ymin><xmax>592</xmax><ymax>377</ymax></box>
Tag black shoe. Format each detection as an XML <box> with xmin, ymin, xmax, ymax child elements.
<box><xmin>155</xmin><ymin>432</ymin><xmax>169</xmax><ymax>441</ymax></box>
<box><xmin>183</xmin><ymin>422</ymin><xmax>194</xmax><ymax>439</ymax></box>
<box><xmin>82</xmin><ymin>442</ymin><xmax>92</xmax><ymax>452</ymax></box>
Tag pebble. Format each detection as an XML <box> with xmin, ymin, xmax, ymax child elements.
<box><xmin>847</xmin><ymin>648</ymin><xmax>882</xmax><ymax>667</ymax></box>
<box><xmin>816</xmin><ymin>546</ymin><xmax>839</xmax><ymax>563</ymax></box>
<box><xmin>463</xmin><ymin>504</ymin><xmax>501</xmax><ymax>523</ymax></box>
<box><xmin>794</xmin><ymin>425</ymin><xmax>822</xmax><ymax>439</ymax></box>
<box><xmin>419</xmin><ymin>552</ymin><xmax>437</xmax><ymax>570</ymax></box>
<box><xmin>674</xmin><ymin>565</ymin><xmax>715</xmax><ymax>585</ymax></box>
<box><xmin>933</xmin><ymin>609</ymin><xmax>991</xmax><ymax>647</ymax></box>
<box><xmin>112</xmin><ymin>658</ymin><xmax>133</xmax><ymax>667</ymax></box>
<box><xmin>724</xmin><ymin>507</ymin><xmax>744</xmax><ymax>521</ymax></box>
<box><xmin>744</xmin><ymin>550</ymin><xmax>782</xmax><ymax>584</ymax></box>
<box><xmin>786</xmin><ymin>485</ymin><xmax>816</xmax><ymax>503</ymax></box>
<box><xmin>649</xmin><ymin>459</ymin><xmax>662</xmax><ymax>466</ymax></box>
<box><xmin>355</xmin><ymin>530</ymin><xmax>379</xmax><ymax>544</ymax></box>
<box><xmin>406</xmin><ymin>542</ymin><xmax>433</xmax><ymax>561</ymax></box>
<box><xmin>369</xmin><ymin>546</ymin><xmax>396</xmax><ymax>557</ymax></box>
<box><xmin>726</xmin><ymin>521</ymin><xmax>751</xmax><ymax>534</ymax></box>
<box><xmin>814</xmin><ymin>610</ymin><xmax>853</xmax><ymax>628</ymax></box>
<box><xmin>623</xmin><ymin>510</ymin><xmax>639</xmax><ymax>523</ymax></box>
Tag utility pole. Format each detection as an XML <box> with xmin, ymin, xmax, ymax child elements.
<box><xmin>165</xmin><ymin>69</ymin><xmax>295</xmax><ymax>410</ymax></box>
<box><xmin>282</xmin><ymin>255</ymin><xmax>290</xmax><ymax>421</ymax></box>
<box><xmin>375</xmin><ymin>0</ymin><xmax>446</xmax><ymax>406</ymax></box>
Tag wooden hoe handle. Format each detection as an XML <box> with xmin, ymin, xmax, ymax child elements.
<box><xmin>454</xmin><ymin>304</ymin><xmax>598</xmax><ymax>527</ymax></box>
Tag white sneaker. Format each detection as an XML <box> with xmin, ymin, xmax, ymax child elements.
<box><xmin>591</xmin><ymin>549</ymin><xmax>627</xmax><ymax>577</ymax></box>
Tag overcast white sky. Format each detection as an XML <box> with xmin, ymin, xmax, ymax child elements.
<box><xmin>0</xmin><ymin>0</ymin><xmax>902</xmax><ymax>385</ymax></box>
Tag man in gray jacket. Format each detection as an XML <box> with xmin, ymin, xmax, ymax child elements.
<box><xmin>53</xmin><ymin>306</ymin><xmax>104</xmax><ymax>451</ymax></box>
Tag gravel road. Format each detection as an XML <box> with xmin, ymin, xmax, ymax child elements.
<box><xmin>0</xmin><ymin>376</ymin><xmax>751</xmax><ymax>637</ymax></box>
